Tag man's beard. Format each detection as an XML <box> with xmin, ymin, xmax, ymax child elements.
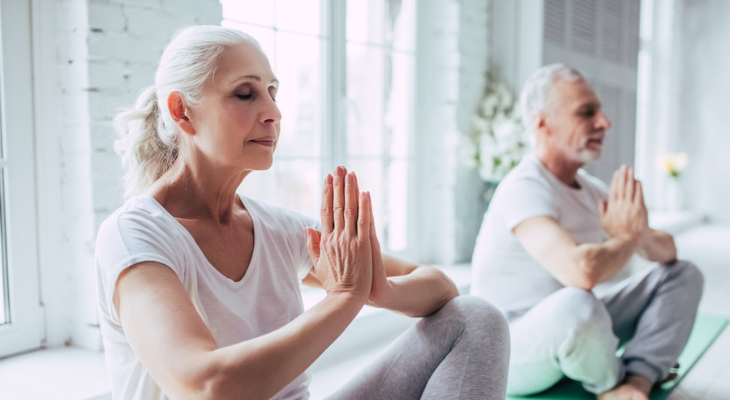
<box><xmin>574</xmin><ymin>147</ymin><xmax>602</xmax><ymax>164</ymax></box>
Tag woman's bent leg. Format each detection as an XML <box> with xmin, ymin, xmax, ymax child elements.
<box><xmin>325</xmin><ymin>295</ymin><xmax>510</xmax><ymax>400</ymax></box>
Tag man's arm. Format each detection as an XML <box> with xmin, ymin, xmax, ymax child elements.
<box><xmin>513</xmin><ymin>166</ymin><xmax>648</xmax><ymax>290</ymax></box>
<box><xmin>637</xmin><ymin>227</ymin><xmax>677</xmax><ymax>264</ymax></box>
<box><xmin>513</xmin><ymin>216</ymin><xmax>640</xmax><ymax>290</ymax></box>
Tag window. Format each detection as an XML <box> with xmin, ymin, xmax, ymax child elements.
<box><xmin>221</xmin><ymin>0</ymin><xmax>416</xmax><ymax>258</ymax></box>
<box><xmin>0</xmin><ymin>0</ymin><xmax>44</xmax><ymax>358</ymax></box>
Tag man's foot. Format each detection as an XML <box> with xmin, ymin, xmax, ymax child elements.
<box><xmin>597</xmin><ymin>374</ymin><xmax>652</xmax><ymax>400</ymax></box>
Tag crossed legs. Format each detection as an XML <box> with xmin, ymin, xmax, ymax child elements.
<box><xmin>507</xmin><ymin>260</ymin><xmax>704</xmax><ymax>396</ymax></box>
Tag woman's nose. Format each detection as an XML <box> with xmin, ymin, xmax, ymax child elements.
<box><xmin>261</xmin><ymin>98</ymin><xmax>281</xmax><ymax>124</ymax></box>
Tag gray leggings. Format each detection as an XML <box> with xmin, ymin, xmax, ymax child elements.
<box><xmin>324</xmin><ymin>295</ymin><xmax>510</xmax><ymax>400</ymax></box>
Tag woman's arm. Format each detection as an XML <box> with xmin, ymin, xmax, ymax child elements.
<box><xmin>116</xmin><ymin>167</ymin><xmax>373</xmax><ymax>400</ymax></box>
<box><xmin>367</xmin><ymin>254</ymin><xmax>459</xmax><ymax>317</ymax></box>
<box><xmin>116</xmin><ymin>262</ymin><xmax>364</xmax><ymax>400</ymax></box>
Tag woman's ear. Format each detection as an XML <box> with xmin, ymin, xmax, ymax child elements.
<box><xmin>167</xmin><ymin>92</ymin><xmax>195</xmax><ymax>136</ymax></box>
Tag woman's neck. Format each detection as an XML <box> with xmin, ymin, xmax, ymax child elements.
<box><xmin>150</xmin><ymin>158</ymin><xmax>251</xmax><ymax>224</ymax></box>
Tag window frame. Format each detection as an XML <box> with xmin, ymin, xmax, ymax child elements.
<box><xmin>225</xmin><ymin>0</ymin><xmax>419</xmax><ymax>261</ymax></box>
<box><xmin>0</xmin><ymin>0</ymin><xmax>44</xmax><ymax>358</ymax></box>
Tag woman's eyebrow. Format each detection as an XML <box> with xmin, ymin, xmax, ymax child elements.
<box><xmin>230</xmin><ymin>75</ymin><xmax>279</xmax><ymax>87</ymax></box>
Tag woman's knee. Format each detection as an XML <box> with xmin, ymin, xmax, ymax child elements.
<box><xmin>671</xmin><ymin>259</ymin><xmax>705</xmax><ymax>295</ymax></box>
<box><xmin>438</xmin><ymin>295</ymin><xmax>509</xmax><ymax>337</ymax></box>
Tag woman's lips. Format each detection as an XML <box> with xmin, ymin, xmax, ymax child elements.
<box><xmin>250</xmin><ymin>139</ymin><xmax>276</xmax><ymax>147</ymax></box>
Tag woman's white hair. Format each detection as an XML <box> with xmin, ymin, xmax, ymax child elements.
<box><xmin>114</xmin><ymin>25</ymin><xmax>261</xmax><ymax>199</ymax></box>
<box><xmin>519</xmin><ymin>63</ymin><xmax>585</xmax><ymax>138</ymax></box>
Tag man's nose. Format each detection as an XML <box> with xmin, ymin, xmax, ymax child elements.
<box><xmin>596</xmin><ymin>110</ymin><xmax>611</xmax><ymax>130</ymax></box>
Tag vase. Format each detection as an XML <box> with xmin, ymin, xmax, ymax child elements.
<box><xmin>667</xmin><ymin>178</ymin><xmax>683</xmax><ymax>212</ymax></box>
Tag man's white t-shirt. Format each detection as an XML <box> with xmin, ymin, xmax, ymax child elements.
<box><xmin>470</xmin><ymin>154</ymin><xmax>609</xmax><ymax>320</ymax></box>
<box><xmin>95</xmin><ymin>195</ymin><xmax>318</xmax><ymax>400</ymax></box>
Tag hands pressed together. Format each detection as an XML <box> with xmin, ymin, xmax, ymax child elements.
<box><xmin>304</xmin><ymin>166</ymin><xmax>392</xmax><ymax>306</ymax></box>
<box><xmin>599</xmin><ymin>165</ymin><xmax>649</xmax><ymax>241</ymax></box>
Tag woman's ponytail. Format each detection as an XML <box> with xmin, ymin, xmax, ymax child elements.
<box><xmin>114</xmin><ymin>86</ymin><xmax>177</xmax><ymax>199</ymax></box>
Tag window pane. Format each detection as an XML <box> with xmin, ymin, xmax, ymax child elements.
<box><xmin>240</xmin><ymin>159</ymin><xmax>322</xmax><ymax>219</ymax></box>
<box><xmin>221</xmin><ymin>21</ymin><xmax>276</xmax><ymax>65</ymax></box>
<box><xmin>384</xmin><ymin>51</ymin><xmax>412</xmax><ymax>158</ymax></box>
<box><xmin>347</xmin><ymin>0</ymin><xmax>385</xmax><ymax>45</ymax></box>
<box><xmin>275</xmin><ymin>32</ymin><xmax>323</xmax><ymax>158</ymax></box>
<box><xmin>347</xmin><ymin>158</ymin><xmax>408</xmax><ymax>253</ymax></box>
<box><xmin>275</xmin><ymin>0</ymin><xmax>322</xmax><ymax>36</ymax></box>
<box><xmin>221</xmin><ymin>0</ymin><xmax>275</xmax><ymax>28</ymax></box>
<box><xmin>347</xmin><ymin>43</ymin><xmax>384</xmax><ymax>157</ymax></box>
<box><xmin>390</xmin><ymin>0</ymin><xmax>415</xmax><ymax>51</ymax></box>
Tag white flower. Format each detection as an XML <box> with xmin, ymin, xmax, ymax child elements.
<box><xmin>467</xmin><ymin>69</ymin><xmax>529</xmax><ymax>183</ymax></box>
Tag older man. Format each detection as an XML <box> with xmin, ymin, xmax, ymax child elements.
<box><xmin>470</xmin><ymin>64</ymin><xmax>703</xmax><ymax>400</ymax></box>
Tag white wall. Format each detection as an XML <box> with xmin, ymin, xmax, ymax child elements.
<box><xmin>33</xmin><ymin>0</ymin><xmax>222</xmax><ymax>350</ymax></box>
<box><xmin>674</xmin><ymin>0</ymin><xmax>730</xmax><ymax>222</ymax></box>
<box><xmin>414</xmin><ymin>0</ymin><xmax>490</xmax><ymax>264</ymax></box>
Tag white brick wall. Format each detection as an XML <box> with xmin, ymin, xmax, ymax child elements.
<box><xmin>414</xmin><ymin>0</ymin><xmax>490</xmax><ymax>264</ymax></box>
<box><xmin>37</xmin><ymin>0</ymin><xmax>222</xmax><ymax>349</ymax></box>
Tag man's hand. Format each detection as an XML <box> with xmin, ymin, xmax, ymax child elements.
<box><xmin>599</xmin><ymin>165</ymin><xmax>648</xmax><ymax>241</ymax></box>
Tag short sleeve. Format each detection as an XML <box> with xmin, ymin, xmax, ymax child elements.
<box><xmin>492</xmin><ymin>176</ymin><xmax>559</xmax><ymax>231</ymax></box>
<box><xmin>95</xmin><ymin>208</ymin><xmax>186</xmax><ymax>324</ymax></box>
<box><xmin>286</xmin><ymin>212</ymin><xmax>321</xmax><ymax>281</ymax></box>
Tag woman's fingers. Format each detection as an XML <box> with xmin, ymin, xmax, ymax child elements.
<box><xmin>368</xmin><ymin>192</ymin><xmax>381</xmax><ymax>254</ymax></box>
<box><xmin>321</xmin><ymin>174</ymin><xmax>334</xmax><ymax>234</ymax></box>
<box><xmin>304</xmin><ymin>228</ymin><xmax>321</xmax><ymax>264</ymax></box>
<box><xmin>344</xmin><ymin>172</ymin><xmax>359</xmax><ymax>236</ymax></box>
<box><xmin>357</xmin><ymin>191</ymin><xmax>371</xmax><ymax>242</ymax></box>
<box><xmin>332</xmin><ymin>167</ymin><xmax>347</xmax><ymax>231</ymax></box>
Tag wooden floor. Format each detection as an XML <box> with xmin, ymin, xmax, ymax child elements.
<box><xmin>665</xmin><ymin>225</ymin><xmax>730</xmax><ymax>400</ymax></box>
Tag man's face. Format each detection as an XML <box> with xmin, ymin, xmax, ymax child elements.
<box><xmin>542</xmin><ymin>79</ymin><xmax>611</xmax><ymax>164</ymax></box>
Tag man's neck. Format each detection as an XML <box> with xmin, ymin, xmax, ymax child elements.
<box><xmin>534</xmin><ymin>150</ymin><xmax>583</xmax><ymax>187</ymax></box>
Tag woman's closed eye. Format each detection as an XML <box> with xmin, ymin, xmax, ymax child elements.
<box><xmin>236</xmin><ymin>91</ymin><xmax>253</xmax><ymax>100</ymax></box>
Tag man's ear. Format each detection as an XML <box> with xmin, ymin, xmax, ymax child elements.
<box><xmin>534</xmin><ymin>110</ymin><xmax>551</xmax><ymax>137</ymax></box>
<box><xmin>167</xmin><ymin>92</ymin><xmax>195</xmax><ymax>136</ymax></box>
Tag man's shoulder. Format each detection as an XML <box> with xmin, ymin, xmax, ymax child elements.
<box><xmin>497</xmin><ymin>157</ymin><xmax>554</xmax><ymax>195</ymax></box>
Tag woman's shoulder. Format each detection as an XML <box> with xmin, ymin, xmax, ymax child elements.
<box><xmin>96</xmin><ymin>196</ymin><xmax>186</xmax><ymax>257</ymax></box>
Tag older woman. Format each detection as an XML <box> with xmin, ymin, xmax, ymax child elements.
<box><xmin>95</xmin><ymin>25</ymin><xmax>509</xmax><ymax>400</ymax></box>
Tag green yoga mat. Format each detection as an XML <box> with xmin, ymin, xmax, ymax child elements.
<box><xmin>506</xmin><ymin>314</ymin><xmax>728</xmax><ymax>400</ymax></box>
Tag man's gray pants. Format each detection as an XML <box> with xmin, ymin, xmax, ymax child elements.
<box><xmin>507</xmin><ymin>260</ymin><xmax>704</xmax><ymax>395</ymax></box>
<box><xmin>325</xmin><ymin>295</ymin><xmax>511</xmax><ymax>400</ymax></box>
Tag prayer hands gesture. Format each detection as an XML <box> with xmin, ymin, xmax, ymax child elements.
<box><xmin>599</xmin><ymin>165</ymin><xmax>649</xmax><ymax>241</ymax></box>
<box><xmin>305</xmin><ymin>167</ymin><xmax>387</xmax><ymax>302</ymax></box>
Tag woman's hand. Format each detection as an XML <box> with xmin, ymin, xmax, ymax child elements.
<box><xmin>305</xmin><ymin>166</ymin><xmax>373</xmax><ymax>302</ymax></box>
<box><xmin>365</xmin><ymin>197</ymin><xmax>394</xmax><ymax>308</ymax></box>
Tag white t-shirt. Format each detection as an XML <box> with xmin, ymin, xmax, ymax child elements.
<box><xmin>95</xmin><ymin>195</ymin><xmax>318</xmax><ymax>400</ymax></box>
<box><xmin>470</xmin><ymin>154</ymin><xmax>609</xmax><ymax>320</ymax></box>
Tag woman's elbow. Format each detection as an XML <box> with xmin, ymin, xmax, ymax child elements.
<box><xmin>176</xmin><ymin>356</ymin><xmax>262</xmax><ymax>400</ymax></box>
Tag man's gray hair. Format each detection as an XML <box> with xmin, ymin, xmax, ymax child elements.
<box><xmin>519</xmin><ymin>64</ymin><xmax>585</xmax><ymax>136</ymax></box>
